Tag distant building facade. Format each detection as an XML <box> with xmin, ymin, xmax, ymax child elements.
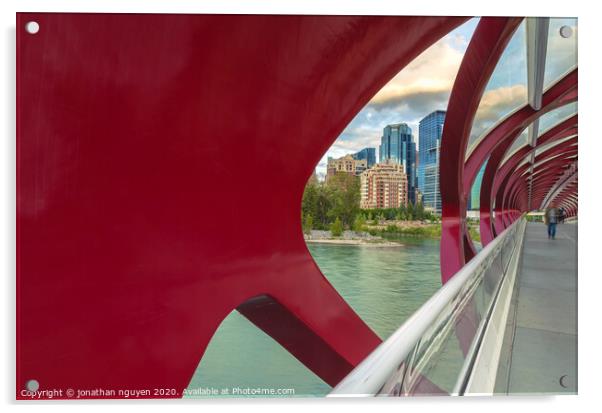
<box><xmin>418</xmin><ymin>110</ymin><xmax>446</xmax><ymax>214</ymax></box>
<box><xmin>378</xmin><ymin>123</ymin><xmax>417</xmax><ymax>204</ymax></box>
<box><xmin>360</xmin><ymin>162</ymin><xmax>408</xmax><ymax>209</ymax></box>
<box><xmin>352</xmin><ymin>147</ymin><xmax>377</xmax><ymax>168</ymax></box>
<box><xmin>326</xmin><ymin>154</ymin><xmax>367</xmax><ymax>182</ymax></box>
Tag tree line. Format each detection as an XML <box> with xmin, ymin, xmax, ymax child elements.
<box><xmin>301</xmin><ymin>172</ymin><xmax>438</xmax><ymax>234</ymax></box>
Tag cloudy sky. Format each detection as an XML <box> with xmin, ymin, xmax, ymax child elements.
<box><xmin>315</xmin><ymin>17</ymin><xmax>577</xmax><ymax>178</ymax></box>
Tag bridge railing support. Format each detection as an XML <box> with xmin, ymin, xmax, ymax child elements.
<box><xmin>329</xmin><ymin>217</ymin><xmax>527</xmax><ymax>397</ymax></box>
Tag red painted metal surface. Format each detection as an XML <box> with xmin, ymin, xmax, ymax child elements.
<box><xmin>17</xmin><ymin>13</ymin><xmax>468</xmax><ymax>399</ymax></box>
<box><xmin>486</xmin><ymin>130</ymin><xmax>576</xmax><ymax>239</ymax></box>
<box><xmin>501</xmin><ymin>152</ymin><xmax>578</xmax><ymax>231</ymax></box>
<box><xmin>463</xmin><ymin>72</ymin><xmax>578</xmax><ymax>244</ymax></box>
<box><xmin>480</xmin><ymin>123</ymin><xmax>577</xmax><ymax>238</ymax></box>
<box><xmin>463</xmin><ymin>69</ymin><xmax>577</xmax><ymax>195</ymax></box>
<box><xmin>439</xmin><ymin>17</ymin><xmax>523</xmax><ymax>283</ymax></box>
<box><xmin>467</xmin><ymin>72</ymin><xmax>577</xmax><ymax>188</ymax></box>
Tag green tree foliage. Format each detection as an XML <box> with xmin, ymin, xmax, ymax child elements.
<box><xmin>301</xmin><ymin>172</ymin><xmax>360</xmax><ymax>230</ymax></box>
<box><xmin>303</xmin><ymin>214</ymin><xmax>313</xmax><ymax>235</ymax></box>
<box><xmin>406</xmin><ymin>202</ymin><xmax>415</xmax><ymax>220</ymax></box>
<box><xmin>330</xmin><ymin>217</ymin><xmax>343</xmax><ymax>237</ymax></box>
<box><xmin>467</xmin><ymin>224</ymin><xmax>481</xmax><ymax>242</ymax></box>
<box><xmin>352</xmin><ymin>214</ymin><xmax>366</xmax><ymax>233</ymax></box>
<box><xmin>415</xmin><ymin>202</ymin><xmax>425</xmax><ymax>221</ymax></box>
<box><xmin>325</xmin><ymin>172</ymin><xmax>360</xmax><ymax>228</ymax></box>
<box><xmin>301</xmin><ymin>178</ymin><xmax>332</xmax><ymax>230</ymax></box>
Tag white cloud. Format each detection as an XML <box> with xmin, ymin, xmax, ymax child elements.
<box><xmin>315</xmin><ymin>29</ymin><xmax>467</xmax><ymax>176</ymax></box>
<box><xmin>315</xmin><ymin>18</ymin><xmax>576</xmax><ymax>177</ymax></box>
<box><xmin>369</xmin><ymin>38</ymin><xmax>463</xmax><ymax>111</ymax></box>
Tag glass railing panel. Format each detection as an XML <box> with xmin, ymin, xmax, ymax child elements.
<box><xmin>537</xmin><ymin>102</ymin><xmax>577</xmax><ymax>138</ymax></box>
<box><xmin>331</xmin><ymin>219</ymin><xmax>526</xmax><ymax>397</ymax></box>
<box><xmin>467</xmin><ymin>21</ymin><xmax>528</xmax><ymax>156</ymax></box>
<box><xmin>543</xmin><ymin>18</ymin><xmax>578</xmax><ymax>90</ymax></box>
<box><xmin>377</xmin><ymin>240</ymin><xmax>511</xmax><ymax>395</ymax></box>
<box><xmin>482</xmin><ymin>252</ymin><xmax>505</xmax><ymax>305</ymax></box>
<box><xmin>502</xmin><ymin>128</ymin><xmax>529</xmax><ymax>164</ymax></box>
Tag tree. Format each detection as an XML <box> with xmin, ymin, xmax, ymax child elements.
<box><xmin>407</xmin><ymin>202</ymin><xmax>415</xmax><ymax>221</ymax></box>
<box><xmin>301</xmin><ymin>178</ymin><xmax>332</xmax><ymax>230</ymax></box>
<box><xmin>330</xmin><ymin>217</ymin><xmax>343</xmax><ymax>237</ymax></box>
<box><xmin>303</xmin><ymin>214</ymin><xmax>313</xmax><ymax>235</ymax></box>
<box><xmin>415</xmin><ymin>201</ymin><xmax>425</xmax><ymax>221</ymax></box>
<box><xmin>325</xmin><ymin>172</ymin><xmax>360</xmax><ymax>228</ymax></box>
<box><xmin>352</xmin><ymin>214</ymin><xmax>366</xmax><ymax>233</ymax></box>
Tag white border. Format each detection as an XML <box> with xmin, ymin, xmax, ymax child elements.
<box><xmin>2</xmin><ymin>1</ymin><xmax>599</xmax><ymax>412</ymax></box>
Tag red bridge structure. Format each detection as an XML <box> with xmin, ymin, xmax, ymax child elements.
<box><xmin>17</xmin><ymin>13</ymin><xmax>577</xmax><ymax>398</ymax></box>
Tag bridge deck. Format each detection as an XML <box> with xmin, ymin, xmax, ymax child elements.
<box><xmin>495</xmin><ymin>221</ymin><xmax>577</xmax><ymax>394</ymax></box>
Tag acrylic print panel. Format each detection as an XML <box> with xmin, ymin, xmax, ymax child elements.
<box><xmin>16</xmin><ymin>13</ymin><xmax>577</xmax><ymax>400</ymax></box>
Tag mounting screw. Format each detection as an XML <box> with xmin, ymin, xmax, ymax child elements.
<box><xmin>25</xmin><ymin>21</ymin><xmax>40</xmax><ymax>35</ymax></box>
<box><xmin>26</xmin><ymin>379</ymin><xmax>39</xmax><ymax>392</ymax></box>
<box><xmin>559</xmin><ymin>25</ymin><xmax>573</xmax><ymax>38</ymax></box>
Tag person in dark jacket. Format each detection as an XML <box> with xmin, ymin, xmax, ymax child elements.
<box><xmin>545</xmin><ymin>204</ymin><xmax>559</xmax><ymax>239</ymax></box>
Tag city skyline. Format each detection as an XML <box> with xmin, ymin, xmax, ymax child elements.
<box><xmin>315</xmin><ymin>17</ymin><xmax>577</xmax><ymax>178</ymax></box>
<box><xmin>314</xmin><ymin>18</ymin><xmax>477</xmax><ymax>178</ymax></box>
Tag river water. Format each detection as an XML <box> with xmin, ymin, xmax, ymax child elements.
<box><xmin>186</xmin><ymin>236</ymin><xmax>442</xmax><ymax>397</ymax></box>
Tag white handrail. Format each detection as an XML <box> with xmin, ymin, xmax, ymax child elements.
<box><xmin>329</xmin><ymin>218</ymin><xmax>524</xmax><ymax>397</ymax></box>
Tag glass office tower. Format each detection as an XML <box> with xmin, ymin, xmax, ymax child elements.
<box><xmin>352</xmin><ymin>147</ymin><xmax>376</xmax><ymax>168</ymax></box>
<box><xmin>379</xmin><ymin>123</ymin><xmax>417</xmax><ymax>204</ymax></box>
<box><xmin>418</xmin><ymin>110</ymin><xmax>446</xmax><ymax>213</ymax></box>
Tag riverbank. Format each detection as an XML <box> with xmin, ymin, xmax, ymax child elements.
<box><xmin>304</xmin><ymin>230</ymin><xmax>404</xmax><ymax>247</ymax></box>
<box><xmin>305</xmin><ymin>220</ymin><xmax>481</xmax><ymax>242</ymax></box>
<box><xmin>364</xmin><ymin>220</ymin><xmax>481</xmax><ymax>242</ymax></box>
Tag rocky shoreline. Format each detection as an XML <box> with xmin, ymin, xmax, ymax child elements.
<box><xmin>304</xmin><ymin>230</ymin><xmax>403</xmax><ymax>247</ymax></box>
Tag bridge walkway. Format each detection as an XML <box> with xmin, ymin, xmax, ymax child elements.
<box><xmin>494</xmin><ymin>221</ymin><xmax>577</xmax><ymax>394</ymax></box>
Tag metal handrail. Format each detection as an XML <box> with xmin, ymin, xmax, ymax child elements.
<box><xmin>329</xmin><ymin>217</ymin><xmax>525</xmax><ymax>397</ymax></box>
<box><xmin>452</xmin><ymin>218</ymin><xmax>526</xmax><ymax>394</ymax></box>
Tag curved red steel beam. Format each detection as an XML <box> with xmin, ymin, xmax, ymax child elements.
<box><xmin>493</xmin><ymin>132</ymin><xmax>577</xmax><ymax>231</ymax></box>
<box><xmin>492</xmin><ymin>122</ymin><xmax>577</xmax><ymax>206</ymax></box>
<box><xmin>500</xmin><ymin>149</ymin><xmax>577</xmax><ymax>232</ymax></box>
<box><xmin>439</xmin><ymin>17</ymin><xmax>523</xmax><ymax>283</ymax></box>
<box><xmin>502</xmin><ymin>152</ymin><xmax>577</xmax><ymax>227</ymax></box>
<box><xmin>533</xmin><ymin>183</ymin><xmax>577</xmax><ymax>212</ymax></box>
<box><xmin>554</xmin><ymin>189</ymin><xmax>578</xmax><ymax>214</ymax></box>
<box><xmin>506</xmin><ymin>151</ymin><xmax>578</xmax><ymax>208</ymax></box>
<box><xmin>481</xmin><ymin>116</ymin><xmax>577</xmax><ymax>244</ymax></box>
<box><xmin>501</xmin><ymin>150</ymin><xmax>572</xmax><ymax>227</ymax></box>
<box><xmin>465</xmin><ymin>70</ymin><xmax>578</xmax><ymax>194</ymax></box>
<box><xmin>555</xmin><ymin>200</ymin><xmax>577</xmax><ymax>211</ymax></box>
<box><xmin>531</xmin><ymin>169</ymin><xmax>578</xmax><ymax>209</ymax></box>
<box><xmin>495</xmin><ymin>137</ymin><xmax>578</xmax><ymax>230</ymax></box>
<box><xmin>492</xmin><ymin>116</ymin><xmax>577</xmax><ymax>201</ymax></box>
<box><xmin>470</xmin><ymin>72</ymin><xmax>577</xmax><ymax>245</ymax></box>
<box><xmin>17</xmin><ymin>13</ymin><xmax>469</xmax><ymax>398</ymax></box>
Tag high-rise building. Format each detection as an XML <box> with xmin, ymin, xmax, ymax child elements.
<box><xmin>378</xmin><ymin>123</ymin><xmax>417</xmax><ymax>204</ymax></box>
<box><xmin>360</xmin><ymin>162</ymin><xmax>408</xmax><ymax>209</ymax></box>
<box><xmin>326</xmin><ymin>154</ymin><xmax>367</xmax><ymax>182</ymax></box>
<box><xmin>470</xmin><ymin>162</ymin><xmax>486</xmax><ymax>210</ymax></box>
<box><xmin>418</xmin><ymin>110</ymin><xmax>446</xmax><ymax>213</ymax></box>
<box><xmin>352</xmin><ymin>147</ymin><xmax>376</xmax><ymax>168</ymax></box>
